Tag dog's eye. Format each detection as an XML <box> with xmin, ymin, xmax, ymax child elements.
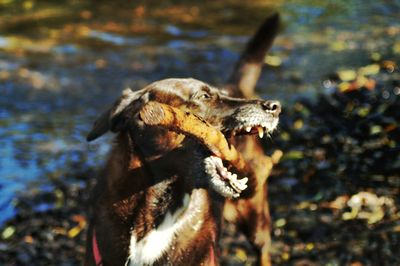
<box><xmin>200</xmin><ymin>93</ymin><xmax>211</xmax><ymax>99</ymax></box>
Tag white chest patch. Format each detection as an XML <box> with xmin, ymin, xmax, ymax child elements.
<box><xmin>126</xmin><ymin>194</ymin><xmax>190</xmax><ymax>266</ymax></box>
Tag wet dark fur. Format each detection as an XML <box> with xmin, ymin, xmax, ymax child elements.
<box><xmin>85</xmin><ymin>13</ymin><xmax>281</xmax><ymax>266</ymax></box>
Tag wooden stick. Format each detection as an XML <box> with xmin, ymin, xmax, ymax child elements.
<box><xmin>139</xmin><ymin>101</ymin><xmax>246</xmax><ymax>171</ymax></box>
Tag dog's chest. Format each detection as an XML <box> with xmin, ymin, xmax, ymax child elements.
<box><xmin>126</xmin><ymin>193</ymin><xmax>200</xmax><ymax>265</ymax></box>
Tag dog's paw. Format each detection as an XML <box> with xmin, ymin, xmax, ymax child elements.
<box><xmin>204</xmin><ymin>155</ymin><xmax>248</xmax><ymax>198</ymax></box>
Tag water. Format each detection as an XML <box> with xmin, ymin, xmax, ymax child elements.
<box><xmin>0</xmin><ymin>0</ymin><xmax>399</xmax><ymax>225</ymax></box>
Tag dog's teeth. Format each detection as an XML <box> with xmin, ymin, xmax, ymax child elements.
<box><xmin>236</xmin><ymin>178</ymin><xmax>246</xmax><ymax>187</ymax></box>
<box><xmin>238</xmin><ymin>177</ymin><xmax>248</xmax><ymax>185</ymax></box>
<box><xmin>238</xmin><ymin>183</ymin><xmax>248</xmax><ymax>190</ymax></box>
<box><xmin>214</xmin><ymin>157</ymin><xmax>223</xmax><ymax>167</ymax></box>
<box><xmin>237</xmin><ymin>181</ymin><xmax>247</xmax><ymax>190</ymax></box>
<box><xmin>229</xmin><ymin>180</ymin><xmax>242</xmax><ymax>193</ymax></box>
<box><xmin>257</xmin><ymin>127</ymin><xmax>264</xmax><ymax>138</ymax></box>
<box><xmin>238</xmin><ymin>177</ymin><xmax>248</xmax><ymax>190</ymax></box>
<box><xmin>245</xmin><ymin>126</ymin><xmax>252</xmax><ymax>132</ymax></box>
<box><xmin>235</xmin><ymin>180</ymin><xmax>247</xmax><ymax>191</ymax></box>
<box><xmin>228</xmin><ymin>176</ymin><xmax>249</xmax><ymax>193</ymax></box>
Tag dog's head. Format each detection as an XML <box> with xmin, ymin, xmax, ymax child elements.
<box><xmin>87</xmin><ymin>78</ymin><xmax>280</xmax><ymax>141</ymax></box>
<box><xmin>87</xmin><ymin>78</ymin><xmax>280</xmax><ymax>197</ymax></box>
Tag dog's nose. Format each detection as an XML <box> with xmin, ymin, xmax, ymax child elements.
<box><xmin>262</xmin><ymin>100</ymin><xmax>281</xmax><ymax>116</ymax></box>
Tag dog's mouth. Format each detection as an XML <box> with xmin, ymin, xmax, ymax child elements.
<box><xmin>204</xmin><ymin>155</ymin><xmax>248</xmax><ymax>198</ymax></box>
<box><xmin>203</xmin><ymin>118</ymin><xmax>278</xmax><ymax>198</ymax></box>
<box><xmin>137</xmin><ymin>101</ymin><xmax>279</xmax><ymax>199</ymax></box>
<box><xmin>226</xmin><ymin>121</ymin><xmax>277</xmax><ymax>139</ymax></box>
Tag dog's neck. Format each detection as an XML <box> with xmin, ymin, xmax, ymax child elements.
<box><xmin>100</xmin><ymin>131</ymin><xmax>221</xmax><ymax>265</ymax></box>
<box><xmin>105</xmin><ymin>131</ymin><xmax>212</xmax><ymax>225</ymax></box>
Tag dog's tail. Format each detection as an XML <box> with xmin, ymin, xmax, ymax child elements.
<box><xmin>225</xmin><ymin>13</ymin><xmax>280</xmax><ymax>99</ymax></box>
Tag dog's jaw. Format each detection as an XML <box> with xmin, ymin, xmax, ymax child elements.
<box><xmin>204</xmin><ymin>155</ymin><xmax>248</xmax><ymax>198</ymax></box>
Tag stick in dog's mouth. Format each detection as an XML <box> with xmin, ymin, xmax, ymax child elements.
<box><xmin>139</xmin><ymin>101</ymin><xmax>254</xmax><ymax>198</ymax></box>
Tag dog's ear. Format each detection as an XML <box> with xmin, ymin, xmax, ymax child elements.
<box><xmin>86</xmin><ymin>88</ymin><xmax>146</xmax><ymax>141</ymax></box>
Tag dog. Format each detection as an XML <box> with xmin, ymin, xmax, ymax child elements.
<box><xmin>85</xmin><ymin>13</ymin><xmax>280</xmax><ymax>266</ymax></box>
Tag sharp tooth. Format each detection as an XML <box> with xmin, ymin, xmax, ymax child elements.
<box><xmin>239</xmin><ymin>177</ymin><xmax>248</xmax><ymax>184</ymax></box>
<box><xmin>237</xmin><ymin>180</ymin><xmax>247</xmax><ymax>191</ymax></box>
<box><xmin>245</xmin><ymin>126</ymin><xmax>252</xmax><ymax>132</ymax></box>
<box><xmin>257</xmin><ymin>127</ymin><xmax>264</xmax><ymax>138</ymax></box>
<box><xmin>229</xmin><ymin>180</ymin><xmax>242</xmax><ymax>193</ymax></box>
<box><xmin>231</xmin><ymin>177</ymin><xmax>248</xmax><ymax>191</ymax></box>
<box><xmin>237</xmin><ymin>182</ymin><xmax>247</xmax><ymax>190</ymax></box>
<box><xmin>237</xmin><ymin>177</ymin><xmax>248</xmax><ymax>187</ymax></box>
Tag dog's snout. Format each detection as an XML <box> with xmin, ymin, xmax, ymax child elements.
<box><xmin>262</xmin><ymin>100</ymin><xmax>281</xmax><ymax>116</ymax></box>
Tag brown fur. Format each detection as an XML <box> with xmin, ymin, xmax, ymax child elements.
<box><xmin>85</xmin><ymin>13</ymin><xmax>280</xmax><ymax>266</ymax></box>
